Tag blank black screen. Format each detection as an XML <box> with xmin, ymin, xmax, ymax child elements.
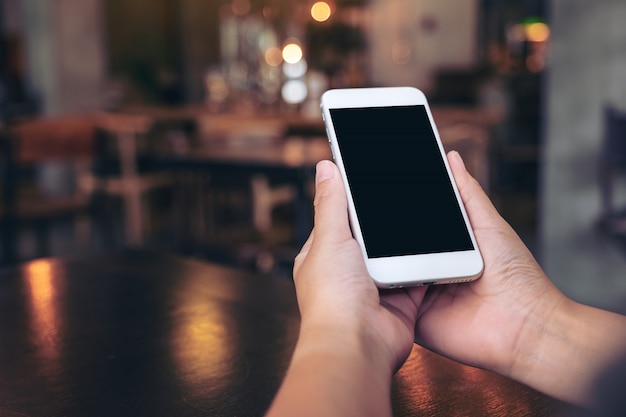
<box><xmin>330</xmin><ymin>105</ymin><xmax>474</xmax><ymax>258</ymax></box>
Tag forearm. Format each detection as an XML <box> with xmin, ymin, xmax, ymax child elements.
<box><xmin>265</xmin><ymin>325</ymin><xmax>395</xmax><ymax>417</ymax></box>
<box><xmin>511</xmin><ymin>298</ymin><xmax>626</xmax><ymax>407</ymax></box>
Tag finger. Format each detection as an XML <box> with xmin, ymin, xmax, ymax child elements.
<box><xmin>312</xmin><ymin>160</ymin><xmax>353</xmax><ymax>245</ymax></box>
<box><xmin>404</xmin><ymin>285</ymin><xmax>429</xmax><ymax>308</ymax></box>
<box><xmin>447</xmin><ymin>151</ymin><xmax>507</xmax><ymax>229</ymax></box>
<box><xmin>380</xmin><ymin>286</ymin><xmax>428</xmax><ymax>329</ymax></box>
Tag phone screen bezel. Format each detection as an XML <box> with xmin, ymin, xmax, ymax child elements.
<box><xmin>320</xmin><ymin>87</ymin><xmax>483</xmax><ymax>287</ymax></box>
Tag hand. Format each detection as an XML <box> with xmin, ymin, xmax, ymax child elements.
<box><xmin>415</xmin><ymin>151</ymin><xmax>565</xmax><ymax>378</ymax></box>
<box><xmin>293</xmin><ymin>160</ymin><xmax>427</xmax><ymax>372</ymax></box>
<box><xmin>268</xmin><ymin>160</ymin><xmax>427</xmax><ymax>417</ymax></box>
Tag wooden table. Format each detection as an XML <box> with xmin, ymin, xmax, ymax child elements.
<box><xmin>159</xmin><ymin>136</ymin><xmax>329</xmax><ymax>255</ymax></box>
<box><xmin>0</xmin><ymin>251</ymin><xmax>579</xmax><ymax>416</ymax></box>
<box><xmin>139</xmin><ymin>106</ymin><xmax>491</xmax><ymax>190</ymax></box>
<box><xmin>157</xmin><ymin>108</ymin><xmax>492</xmax><ymax>255</ymax></box>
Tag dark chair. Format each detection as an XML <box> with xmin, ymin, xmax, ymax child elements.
<box><xmin>93</xmin><ymin>112</ymin><xmax>176</xmax><ymax>247</ymax></box>
<box><xmin>597</xmin><ymin>105</ymin><xmax>626</xmax><ymax>234</ymax></box>
<box><xmin>0</xmin><ymin>116</ymin><xmax>98</xmax><ymax>265</ymax></box>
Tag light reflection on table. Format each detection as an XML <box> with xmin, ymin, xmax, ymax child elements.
<box><xmin>0</xmin><ymin>251</ymin><xmax>577</xmax><ymax>416</ymax></box>
<box><xmin>394</xmin><ymin>345</ymin><xmax>542</xmax><ymax>416</ymax></box>
<box><xmin>24</xmin><ymin>259</ymin><xmax>64</xmax><ymax>366</ymax></box>
<box><xmin>170</xmin><ymin>265</ymin><xmax>238</xmax><ymax>392</ymax></box>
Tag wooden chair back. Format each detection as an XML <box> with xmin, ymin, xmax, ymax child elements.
<box><xmin>0</xmin><ymin>116</ymin><xmax>97</xmax><ymax>265</ymax></box>
<box><xmin>12</xmin><ymin>116</ymin><xmax>96</xmax><ymax>164</ymax></box>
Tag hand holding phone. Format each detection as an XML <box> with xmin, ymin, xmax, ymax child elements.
<box><xmin>320</xmin><ymin>86</ymin><xmax>483</xmax><ymax>287</ymax></box>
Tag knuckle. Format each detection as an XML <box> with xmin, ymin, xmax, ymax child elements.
<box><xmin>313</xmin><ymin>184</ymin><xmax>333</xmax><ymax>209</ymax></box>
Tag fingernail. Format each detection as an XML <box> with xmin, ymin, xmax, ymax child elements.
<box><xmin>449</xmin><ymin>151</ymin><xmax>466</xmax><ymax>171</ymax></box>
<box><xmin>316</xmin><ymin>160</ymin><xmax>334</xmax><ymax>184</ymax></box>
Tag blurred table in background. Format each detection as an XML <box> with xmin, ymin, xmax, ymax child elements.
<box><xmin>127</xmin><ymin>105</ymin><xmax>494</xmax><ymax>190</ymax></box>
<box><xmin>159</xmin><ymin>131</ymin><xmax>327</xmax><ymax>272</ymax></box>
<box><xmin>144</xmin><ymin>107</ymin><xmax>493</xmax><ymax>266</ymax></box>
<box><xmin>0</xmin><ymin>250</ymin><xmax>579</xmax><ymax>416</ymax></box>
<box><xmin>0</xmin><ymin>106</ymin><xmax>495</xmax><ymax>269</ymax></box>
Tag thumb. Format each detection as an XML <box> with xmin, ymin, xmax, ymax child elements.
<box><xmin>312</xmin><ymin>160</ymin><xmax>353</xmax><ymax>244</ymax></box>
<box><xmin>447</xmin><ymin>150</ymin><xmax>508</xmax><ymax>230</ymax></box>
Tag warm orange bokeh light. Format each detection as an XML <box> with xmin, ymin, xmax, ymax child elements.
<box><xmin>391</xmin><ymin>39</ymin><xmax>412</xmax><ymax>65</ymax></box>
<box><xmin>282</xmin><ymin>42</ymin><xmax>303</xmax><ymax>64</ymax></box>
<box><xmin>525</xmin><ymin>22</ymin><xmax>550</xmax><ymax>42</ymax></box>
<box><xmin>265</xmin><ymin>47</ymin><xmax>283</xmax><ymax>66</ymax></box>
<box><xmin>311</xmin><ymin>2</ymin><xmax>332</xmax><ymax>22</ymax></box>
<box><xmin>231</xmin><ymin>0</ymin><xmax>250</xmax><ymax>16</ymax></box>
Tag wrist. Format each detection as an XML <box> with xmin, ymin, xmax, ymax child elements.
<box><xmin>269</xmin><ymin>322</ymin><xmax>396</xmax><ymax>417</ymax></box>
<box><xmin>506</xmin><ymin>291</ymin><xmax>570</xmax><ymax>383</ymax></box>
<box><xmin>296</xmin><ymin>320</ymin><xmax>396</xmax><ymax>380</ymax></box>
<box><xmin>508</xmin><ymin>295</ymin><xmax>626</xmax><ymax>406</ymax></box>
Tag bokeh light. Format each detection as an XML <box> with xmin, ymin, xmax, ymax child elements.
<box><xmin>282</xmin><ymin>42</ymin><xmax>303</xmax><ymax>64</ymax></box>
<box><xmin>391</xmin><ymin>39</ymin><xmax>412</xmax><ymax>65</ymax></box>
<box><xmin>231</xmin><ymin>0</ymin><xmax>250</xmax><ymax>16</ymax></box>
<box><xmin>525</xmin><ymin>22</ymin><xmax>550</xmax><ymax>42</ymax></box>
<box><xmin>283</xmin><ymin>59</ymin><xmax>308</xmax><ymax>79</ymax></box>
<box><xmin>281</xmin><ymin>80</ymin><xmax>308</xmax><ymax>104</ymax></box>
<box><xmin>265</xmin><ymin>47</ymin><xmax>283</xmax><ymax>66</ymax></box>
<box><xmin>507</xmin><ymin>24</ymin><xmax>526</xmax><ymax>43</ymax></box>
<box><xmin>311</xmin><ymin>2</ymin><xmax>332</xmax><ymax>22</ymax></box>
<box><xmin>526</xmin><ymin>53</ymin><xmax>546</xmax><ymax>72</ymax></box>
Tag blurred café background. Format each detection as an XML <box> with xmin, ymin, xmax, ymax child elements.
<box><xmin>1</xmin><ymin>0</ymin><xmax>625</xmax><ymax>312</ymax></box>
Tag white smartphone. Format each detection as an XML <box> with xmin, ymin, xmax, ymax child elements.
<box><xmin>320</xmin><ymin>86</ymin><xmax>483</xmax><ymax>288</ymax></box>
